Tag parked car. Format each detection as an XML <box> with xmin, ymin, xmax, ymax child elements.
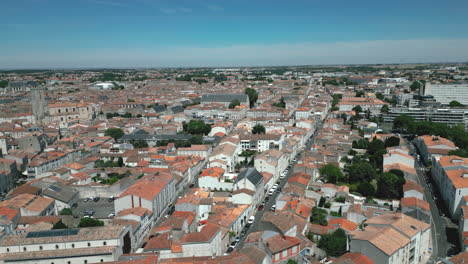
<box><xmin>108</xmin><ymin>212</ymin><xmax>115</xmax><ymax>218</ymax></box>
<box><xmin>189</xmin><ymin>183</ymin><xmax>195</xmax><ymax>188</ymax></box>
<box><xmin>108</xmin><ymin>197</ymin><xmax>115</xmax><ymax>202</ymax></box>
<box><xmin>258</xmin><ymin>204</ymin><xmax>264</xmax><ymax>211</ymax></box>
<box><xmin>93</xmin><ymin>197</ymin><xmax>100</xmax><ymax>202</ymax></box>
<box><xmin>247</xmin><ymin>215</ymin><xmax>255</xmax><ymax>224</ymax></box>
<box><xmin>268</xmin><ymin>189</ymin><xmax>274</xmax><ymax>196</ymax></box>
<box><xmin>271</xmin><ymin>205</ymin><xmax>276</xmax><ymax>211</ymax></box>
<box><xmin>226</xmin><ymin>246</ymin><xmax>234</xmax><ymax>253</ymax></box>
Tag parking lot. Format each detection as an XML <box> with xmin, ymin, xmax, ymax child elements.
<box><xmin>72</xmin><ymin>197</ymin><xmax>115</xmax><ymax>219</ymax></box>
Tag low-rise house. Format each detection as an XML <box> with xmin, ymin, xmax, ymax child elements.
<box><xmin>413</xmin><ymin>135</ymin><xmax>458</xmax><ymax>163</ymax></box>
<box><xmin>401</xmin><ymin>197</ymin><xmax>431</xmax><ymax>224</ymax></box>
<box><xmin>42</xmin><ymin>183</ymin><xmax>79</xmax><ymax>214</ymax></box>
<box><xmin>349</xmin><ymin>213</ymin><xmax>430</xmax><ymax>264</ymax></box>
<box><xmin>177</xmin><ymin>145</ymin><xmax>212</xmax><ymax>158</ymax></box>
<box><xmin>0</xmin><ymin>194</ymin><xmax>55</xmax><ymax>216</ymax></box>
<box><xmin>115</xmin><ymin>172</ymin><xmax>176</xmax><ymax>222</ymax></box>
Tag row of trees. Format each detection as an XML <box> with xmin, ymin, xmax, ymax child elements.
<box><xmin>393</xmin><ymin>114</ymin><xmax>468</xmax><ymax>156</ymax></box>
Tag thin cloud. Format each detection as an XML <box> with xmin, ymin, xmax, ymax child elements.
<box><xmin>160</xmin><ymin>8</ymin><xmax>177</xmax><ymax>14</ymax></box>
<box><xmin>2</xmin><ymin>39</ymin><xmax>468</xmax><ymax>68</ymax></box>
<box><xmin>179</xmin><ymin>7</ymin><xmax>192</xmax><ymax>13</ymax></box>
<box><xmin>89</xmin><ymin>0</ymin><xmax>129</xmax><ymax>8</ymax></box>
<box><xmin>206</xmin><ymin>5</ymin><xmax>223</xmax><ymax>12</ymax></box>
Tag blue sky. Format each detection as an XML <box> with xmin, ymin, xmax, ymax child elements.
<box><xmin>1</xmin><ymin>0</ymin><xmax>468</xmax><ymax>68</ymax></box>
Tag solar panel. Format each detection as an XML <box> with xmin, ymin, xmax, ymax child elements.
<box><xmin>48</xmin><ymin>185</ymin><xmax>62</xmax><ymax>192</ymax></box>
<box><xmin>26</xmin><ymin>229</ymin><xmax>79</xmax><ymax>238</ymax></box>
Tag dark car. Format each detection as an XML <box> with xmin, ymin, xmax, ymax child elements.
<box><xmin>108</xmin><ymin>197</ymin><xmax>115</xmax><ymax>202</ymax></box>
<box><xmin>93</xmin><ymin>197</ymin><xmax>100</xmax><ymax>202</ymax></box>
<box><xmin>230</xmin><ymin>241</ymin><xmax>237</xmax><ymax>247</ymax></box>
<box><xmin>226</xmin><ymin>246</ymin><xmax>234</xmax><ymax>253</ymax></box>
<box><xmin>265</xmin><ymin>197</ymin><xmax>269</xmax><ymax>202</ymax></box>
<box><xmin>71</xmin><ymin>203</ymin><xmax>78</xmax><ymax>209</ymax></box>
<box><xmin>258</xmin><ymin>204</ymin><xmax>264</xmax><ymax>211</ymax></box>
<box><xmin>189</xmin><ymin>183</ymin><xmax>195</xmax><ymax>188</ymax></box>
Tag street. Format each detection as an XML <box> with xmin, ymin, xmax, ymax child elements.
<box><xmin>236</xmin><ymin>117</ymin><xmax>324</xmax><ymax>250</ymax></box>
<box><xmin>407</xmin><ymin>142</ymin><xmax>451</xmax><ymax>261</ymax></box>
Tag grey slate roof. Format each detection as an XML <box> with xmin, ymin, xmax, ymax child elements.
<box><xmin>170</xmin><ymin>105</ymin><xmax>184</xmax><ymax>114</ymax></box>
<box><xmin>153</xmin><ymin>105</ymin><xmax>167</xmax><ymax>113</ymax></box>
<box><xmin>236</xmin><ymin>167</ymin><xmax>264</xmax><ymax>187</ymax></box>
<box><xmin>42</xmin><ymin>183</ymin><xmax>78</xmax><ymax>203</ymax></box>
<box><xmin>121</xmin><ymin>133</ymin><xmax>192</xmax><ymax>141</ymax></box>
<box><xmin>201</xmin><ymin>93</ymin><xmax>248</xmax><ymax>103</ymax></box>
<box><xmin>8</xmin><ymin>81</ymin><xmax>38</xmax><ymax>88</ymax></box>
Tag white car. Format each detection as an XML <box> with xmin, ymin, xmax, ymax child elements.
<box><xmin>247</xmin><ymin>216</ymin><xmax>255</xmax><ymax>224</ymax></box>
<box><xmin>273</xmin><ymin>183</ymin><xmax>279</xmax><ymax>189</ymax></box>
<box><xmin>268</xmin><ymin>189</ymin><xmax>274</xmax><ymax>196</ymax></box>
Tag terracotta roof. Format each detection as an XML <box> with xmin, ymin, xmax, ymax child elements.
<box><xmin>265</xmin><ymin>234</ymin><xmax>301</xmax><ymax>254</ymax></box>
<box><xmin>181</xmin><ymin>223</ymin><xmax>220</xmax><ymax>243</ymax></box>
<box><xmin>119</xmin><ymin>173</ymin><xmax>173</xmax><ymax>201</ymax></box>
<box><xmin>334</xmin><ymin>253</ymin><xmax>375</xmax><ymax>264</ymax></box>
<box><xmin>328</xmin><ymin>218</ymin><xmax>358</xmax><ymax>232</ymax></box>
<box><xmin>403</xmin><ymin>180</ymin><xmax>423</xmax><ymax>193</ymax></box>
<box><xmin>401</xmin><ymin>197</ymin><xmax>430</xmax><ymax>211</ymax></box>
<box><xmin>350</xmin><ymin>226</ymin><xmax>409</xmax><ymax>256</ymax></box>
<box><xmin>0</xmin><ymin>206</ymin><xmax>19</xmax><ymax>221</ymax></box>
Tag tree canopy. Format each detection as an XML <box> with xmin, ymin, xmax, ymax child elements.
<box><xmin>252</xmin><ymin>124</ymin><xmax>266</xmax><ymax>134</ymax></box>
<box><xmin>310</xmin><ymin>207</ymin><xmax>328</xmax><ymax>226</ymax></box>
<box><xmin>228</xmin><ymin>99</ymin><xmax>240</xmax><ymax>109</ymax></box>
<box><xmin>105</xmin><ymin>128</ymin><xmax>124</xmax><ymax>140</ymax></box>
<box><xmin>78</xmin><ymin>218</ymin><xmax>104</xmax><ymax>227</ymax></box>
<box><xmin>186</xmin><ymin>120</ymin><xmax>211</xmax><ymax>135</ymax></box>
<box><xmin>348</xmin><ymin>162</ymin><xmax>376</xmax><ymax>183</ymax></box>
<box><xmin>449</xmin><ymin>100</ymin><xmax>465</xmax><ymax>107</ymax></box>
<box><xmin>384</xmin><ymin>136</ymin><xmax>400</xmax><ymax>148</ymax></box>
<box><xmin>352</xmin><ymin>105</ymin><xmax>363</xmax><ymax>113</ymax></box>
<box><xmin>244</xmin><ymin>88</ymin><xmax>258</xmax><ymax>108</ymax></box>
<box><xmin>318</xmin><ymin>229</ymin><xmax>347</xmax><ymax>257</ymax></box>
<box><xmin>319</xmin><ymin>164</ymin><xmax>344</xmax><ymax>184</ymax></box>
<box><xmin>376</xmin><ymin>172</ymin><xmax>405</xmax><ymax>199</ymax></box>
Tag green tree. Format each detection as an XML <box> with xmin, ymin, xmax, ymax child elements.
<box><xmin>52</xmin><ymin>220</ymin><xmax>68</xmax><ymax>230</ymax></box>
<box><xmin>384</xmin><ymin>136</ymin><xmax>400</xmax><ymax>148</ymax></box>
<box><xmin>376</xmin><ymin>172</ymin><xmax>405</xmax><ymax>199</ymax></box>
<box><xmin>186</xmin><ymin>120</ymin><xmax>211</xmax><ymax>135</ymax></box>
<box><xmin>310</xmin><ymin>207</ymin><xmax>328</xmax><ymax>226</ymax></box>
<box><xmin>355</xmin><ymin>91</ymin><xmax>365</xmax><ymax>97</ymax></box>
<box><xmin>319</xmin><ymin>164</ymin><xmax>344</xmax><ymax>184</ymax></box>
<box><xmin>214</xmin><ymin>75</ymin><xmax>228</xmax><ymax>82</ymax></box>
<box><xmin>117</xmin><ymin>157</ymin><xmax>124</xmax><ymax>167</ymax></box>
<box><xmin>131</xmin><ymin>140</ymin><xmax>148</xmax><ymax>148</ymax></box>
<box><xmin>448</xmin><ymin>149</ymin><xmax>468</xmax><ymax>158</ymax></box>
<box><xmin>449</xmin><ymin>100</ymin><xmax>464</xmax><ymax>107</ymax></box>
<box><xmin>375</xmin><ymin>92</ymin><xmax>385</xmax><ymax>100</ymax></box>
<box><xmin>352</xmin><ymin>105</ymin><xmax>363</xmax><ymax>113</ymax></box>
<box><xmin>252</xmin><ymin>124</ymin><xmax>266</xmax><ymax>134</ymax></box>
<box><xmin>272</xmin><ymin>97</ymin><xmax>286</xmax><ymax>108</ymax></box>
<box><xmin>105</xmin><ymin>128</ymin><xmax>124</xmax><ymax>140</ymax></box>
<box><xmin>0</xmin><ymin>80</ymin><xmax>8</xmax><ymax>88</ymax></box>
<box><xmin>59</xmin><ymin>208</ymin><xmax>73</xmax><ymax>215</ymax></box>
<box><xmin>352</xmin><ymin>139</ymin><xmax>369</xmax><ymax>149</ymax></box>
<box><xmin>78</xmin><ymin>218</ymin><xmax>104</xmax><ymax>227</ymax></box>
<box><xmin>228</xmin><ymin>99</ymin><xmax>240</xmax><ymax>109</ymax></box>
<box><xmin>357</xmin><ymin>182</ymin><xmax>376</xmax><ymax>197</ymax></box>
<box><xmin>244</xmin><ymin>88</ymin><xmax>258</xmax><ymax>108</ymax></box>
<box><xmin>286</xmin><ymin>260</ymin><xmax>298</xmax><ymax>264</ymax></box>
<box><xmin>410</xmin><ymin>81</ymin><xmax>421</xmax><ymax>91</ymax></box>
<box><xmin>393</xmin><ymin>114</ymin><xmax>414</xmax><ymax>132</ymax></box>
<box><xmin>318</xmin><ymin>229</ymin><xmax>347</xmax><ymax>257</ymax></box>
<box><xmin>367</xmin><ymin>138</ymin><xmax>385</xmax><ymax>155</ymax></box>
<box><xmin>348</xmin><ymin>162</ymin><xmax>376</xmax><ymax>183</ymax></box>
<box><xmin>380</xmin><ymin>104</ymin><xmax>390</xmax><ymax>114</ymax></box>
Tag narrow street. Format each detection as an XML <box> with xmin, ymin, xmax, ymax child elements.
<box><xmin>407</xmin><ymin>142</ymin><xmax>451</xmax><ymax>261</ymax></box>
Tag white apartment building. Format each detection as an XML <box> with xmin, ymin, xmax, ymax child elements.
<box><xmin>350</xmin><ymin>213</ymin><xmax>430</xmax><ymax>264</ymax></box>
<box><xmin>425</xmin><ymin>83</ymin><xmax>468</xmax><ymax>105</ymax></box>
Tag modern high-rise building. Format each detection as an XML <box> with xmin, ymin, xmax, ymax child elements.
<box><xmin>424</xmin><ymin>83</ymin><xmax>468</xmax><ymax>105</ymax></box>
<box><xmin>383</xmin><ymin>107</ymin><xmax>468</xmax><ymax>129</ymax></box>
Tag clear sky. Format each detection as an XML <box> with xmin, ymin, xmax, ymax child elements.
<box><xmin>1</xmin><ymin>0</ymin><xmax>468</xmax><ymax>68</ymax></box>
